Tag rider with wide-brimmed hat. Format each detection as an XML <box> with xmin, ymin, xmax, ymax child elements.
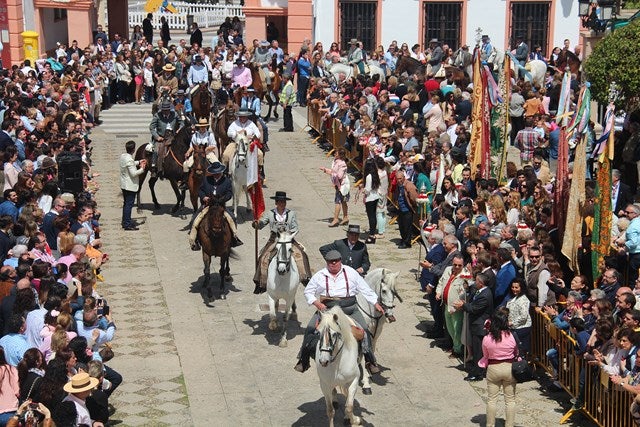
<box><xmin>222</xmin><ymin>107</ymin><xmax>264</xmax><ymax>170</ymax></box>
<box><xmin>148</xmin><ymin>100</ymin><xmax>184</xmax><ymax>176</ymax></box>
<box><xmin>180</xmin><ymin>117</ymin><xmax>218</xmax><ymax>190</ymax></box>
<box><xmin>428</xmin><ymin>38</ymin><xmax>444</xmax><ymax>77</ymax></box>
<box><xmin>294</xmin><ymin>249</ymin><xmax>383</xmax><ymax>373</ymax></box>
<box><xmin>319</xmin><ymin>224</ymin><xmax>371</xmax><ymax>276</ymax></box>
<box><xmin>347</xmin><ymin>38</ymin><xmax>365</xmax><ymax>75</ymax></box>
<box><xmin>240</xmin><ymin>87</ymin><xmax>270</xmax><ymax>152</ymax></box>
<box><xmin>187</xmin><ymin>54</ymin><xmax>210</xmax><ymax>95</ymax></box>
<box><xmin>156</xmin><ymin>63</ymin><xmax>179</xmax><ymax>99</ymax></box>
<box><xmin>188</xmin><ymin>161</ymin><xmax>243</xmax><ymax>250</ymax></box>
<box><xmin>252</xmin><ymin>191</ymin><xmax>312</xmax><ymax>294</ymax></box>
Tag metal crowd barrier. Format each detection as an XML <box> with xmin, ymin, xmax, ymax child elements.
<box><xmin>531</xmin><ymin>310</ymin><xmax>635</xmax><ymax>426</ymax></box>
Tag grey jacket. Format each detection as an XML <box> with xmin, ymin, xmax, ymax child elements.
<box><xmin>257</xmin><ymin>208</ymin><xmax>299</xmax><ymax>234</ymax></box>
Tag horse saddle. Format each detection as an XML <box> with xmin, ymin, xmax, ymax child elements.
<box><xmin>210</xmin><ymin>79</ymin><xmax>222</xmax><ymax>90</ymax></box>
<box><xmin>352</xmin><ymin>64</ymin><xmax>359</xmax><ymax>77</ymax></box>
<box><xmin>258</xmin><ymin>67</ymin><xmax>268</xmax><ymax>88</ymax></box>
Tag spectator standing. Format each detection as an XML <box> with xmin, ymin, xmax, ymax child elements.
<box><xmin>142</xmin><ymin>13</ymin><xmax>153</xmax><ymax>44</ymax></box>
<box><xmin>160</xmin><ymin>17</ymin><xmax>171</xmax><ymax>47</ymax></box>
<box><xmin>119</xmin><ymin>141</ymin><xmax>145</xmax><ymax>231</ymax></box>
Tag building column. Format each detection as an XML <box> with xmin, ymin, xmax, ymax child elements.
<box><xmin>287</xmin><ymin>0</ymin><xmax>312</xmax><ymax>54</ymax></box>
<box><xmin>6</xmin><ymin>0</ymin><xmax>25</xmax><ymax>64</ymax></box>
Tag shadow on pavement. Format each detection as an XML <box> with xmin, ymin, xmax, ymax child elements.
<box><xmin>242</xmin><ymin>313</ymin><xmax>304</xmax><ymax>347</ymax></box>
<box><xmin>293</xmin><ymin>396</ymin><xmax>375</xmax><ymax>427</ymax></box>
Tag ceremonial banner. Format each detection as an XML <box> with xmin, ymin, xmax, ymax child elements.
<box><xmin>591</xmin><ymin>102</ymin><xmax>616</xmax><ymax>279</ymax></box>
<box><xmin>490</xmin><ymin>55</ymin><xmax>511</xmax><ymax>182</ymax></box>
<box><xmin>247</xmin><ymin>139</ymin><xmax>265</xmax><ymax>221</ymax></box>
<box><xmin>561</xmin><ymin>134</ymin><xmax>587</xmax><ymax>272</ymax></box>
<box><xmin>469</xmin><ymin>48</ymin><xmax>483</xmax><ymax>178</ymax></box>
<box><xmin>552</xmin><ymin>70</ymin><xmax>572</xmax><ymax>238</ymax></box>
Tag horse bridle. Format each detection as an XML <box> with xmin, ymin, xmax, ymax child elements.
<box><xmin>275</xmin><ymin>239</ymin><xmax>293</xmax><ymax>274</ymax></box>
<box><xmin>357</xmin><ymin>274</ymin><xmax>402</xmax><ymax>337</ymax></box>
<box><xmin>319</xmin><ymin>322</ymin><xmax>344</xmax><ymax>363</ymax></box>
<box><xmin>235</xmin><ymin>136</ymin><xmax>248</xmax><ymax>167</ymax></box>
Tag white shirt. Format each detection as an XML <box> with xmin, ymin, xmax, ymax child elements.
<box><xmin>63</xmin><ymin>394</ymin><xmax>92</xmax><ymax>425</ymax></box>
<box><xmin>190</xmin><ymin>131</ymin><xmax>216</xmax><ymax>148</ymax></box>
<box><xmin>304</xmin><ymin>265</ymin><xmax>378</xmax><ymax>306</ymax></box>
<box><xmin>227</xmin><ymin>119</ymin><xmax>261</xmax><ymax>140</ymax></box>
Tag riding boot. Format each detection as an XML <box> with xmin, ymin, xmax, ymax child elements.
<box><xmin>362</xmin><ymin>330</ymin><xmax>380</xmax><ymax>374</ymax></box>
<box><xmin>259</xmin><ymin>166</ymin><xmax>266</xmax><ymax>181</ymax></box>
<box><xmin>294</xmin><ymin>346</ymin><xmax>311</xmax><ymax>373</ymax></box>
<box><xmin>262</xmin><ymin>141</ymin><xmax>270</xmax><ymax>152</ymax></box>
<box><xmin>232</xmin><ymin>235</ymin><xmax>244</xmax><ymax>247</ymax></box>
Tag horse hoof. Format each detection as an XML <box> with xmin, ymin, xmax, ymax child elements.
<box><xmin>278</xmin><ymin>339</ymin><xmax>288</xmax><ymax>348</ymax></box>
<box><xmin>350</xmin><ymin>416</ymin><xmax>362</xmax><ymax>425</ymax></box>
<box><xmin>362</xmin><ymin>387</ymin><xmax>372</xmax><ymax>395</ymax></box>
<box><xmin>220</xmin><ymin>294</ymin><xmax>227</xmax><ymax>300</ymax></box>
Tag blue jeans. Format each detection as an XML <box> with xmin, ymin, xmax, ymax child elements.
<box><xmin>122</xmin><ymin>189</ymin><xmax>136</xmax><ymax>228</ymax></box>
<box><xmin>0</xmin><ymin>412</ymin><xmax>16</xmax><ymax>426</ymax></box>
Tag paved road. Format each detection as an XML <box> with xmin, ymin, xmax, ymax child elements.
<box><xmin>91</xmin><ymin>103</ymin><xmax>594</xmax><ymax>426</ymax></box>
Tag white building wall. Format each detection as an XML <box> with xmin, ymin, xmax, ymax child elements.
<box><xmin>552</xmin><ymin>0</ymin><xmax>581</xmax><ymax>50</ymax></box>
<box><xmin>466</xmin><ymin>1</ymin><xmax>508</xmax><ymax>49</ymax></box>
<box><xmin>313</xmin><ymin>0</ymin><xmax>335</xmax><ymax>49</ymax></box>
<box><xmin>380</xmin><ymin>0</ymin><xmax>419</xmax><ymax>47</ymax></box>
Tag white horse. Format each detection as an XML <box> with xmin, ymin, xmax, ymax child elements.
<box><xmin>327</xmin><ymin>61</ymin><xmax>385</xmax><ymax>83</ymax></box>
<box><xmin>316</xmin><ymin>307</ymin><xmax>362</xmax><ymax>427</ymax></box>
<box><xmin>356</xmin><ymin>268</ymin><xmax>401</xmax><ymax>395</ymax></box>
<box><xmin>228</xmin><ymin>133</ymin><xmax>253</xmax><ymax>218</ymax></box>
<box><xmin>488</xmin><ymin>48</ymin><xmax>546</xmax><ymax>88</ymax></box>
<box><xmin>266</xmin><ymin>228</ymin><xmax>299</xmax><ymax>348</ymax></box>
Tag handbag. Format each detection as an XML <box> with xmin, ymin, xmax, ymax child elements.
<box><xmin>510</xmin><ymin>331</ymin><xmax>533</xmax><ymax>383</ymax></box>
<box><xmin>340</xmin><ymin>174</ymin><xmax>351</xmax><ymax>196</ymax></box>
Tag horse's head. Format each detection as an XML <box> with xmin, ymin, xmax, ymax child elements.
<box><xmin>374</xmin><ymin>269</ymin><xmax>401</xmax><ymax>322</ymax></box>
<box><xmin>317</xmin><ymin>307</ymin><xmax>355</xmax><ymax>367</ymax></box>
<box><xmin>235</xmin><ymin>133</ymin><xmax>249</xmax><ymax>163</ymax></box>
<box><xmin>275</xmin><ymin>228</ymin><xmax>297</xmax><ymax>275</ymax></box>
<box><xmin>207</xmin><ymin>196</ymin><xmax>227</xmax><ymax>233</ymax></box>
<box><xmin>192</xmin><ymin>145</ymin><xmax>207</xmax><ymax>176</ymax></box>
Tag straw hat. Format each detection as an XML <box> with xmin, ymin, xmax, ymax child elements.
<box><xmin>162</xmin><ymin>64</ymin><xmax>176</xmax><ymax>72</ymax></box>
<box><xmin>196</xmin><ymin>118</ymin><xmax>209</xmax><ymax>127</ymax></box>
<box><xmin>63</xmin><ymin>372</ymin><xmax>99</xmax><ymax>394</ymax></box>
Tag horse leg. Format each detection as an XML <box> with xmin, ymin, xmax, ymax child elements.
<box><xmin>149</xmin><ymin>176</ymin><xmax>160</xmax><ymax>210</ymax></box>
<box><xmin>268</xmin><ymin>294</ymin><xmax>278</xmax><ymax>332</ymax></box>
<box><xmin>202</xmin><ymin>251</ymin><xmax>212</xmax><ymax>301</ymax></box>
<box><xmin>219</xmin><ymin>256</ymin><xmax>229</xmax><ymax>300</ymax></box>
<box><xmin>344</xmin><ymin>377</ymin><xmax>362</xmax><ymax>426</ymax></box>
<box><xmin>245</xmin><ymin>186</ymin><xmax>253</xmax><ymax>213</ymax></box>
<box><xmin>360</xmin><ymin>355</ymin><xmax>372</xmax><ymax>395</ymax></box>
<box><xmin>273</xmin><ymin>101</ymin><xmax>279</xmax><ymax>119</ymax></box>
<box><xmin>170</xmin><ymin>180</ymin><xmax>182</xmax><ymax>214</ymax></box>
<box><xmin>320</xmin><ymin>383</ymin><xmax>336</xmax><ymax>427</ymax></box>
<box><xmin>136</xmin><ymin>171</ymin><xmax>147</xmax><ymax>213</ymax></box>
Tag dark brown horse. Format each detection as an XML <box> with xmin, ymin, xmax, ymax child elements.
<box><xmin>191</xmin><ymin>82</ymin><xmax>212</xmax><ymax>121</ymax></box>
<box><xmin>443</xmin><ymin>65</ymin><xmax>470</xmax><ymax>89</ymax></box>
<box><xmin>187</xmin><ymin>144</ymin><xmax>207</xmax><ymax>211</ymax></box>
<box><xmin>197</xmin><ymin>196</ymin><xmax>233</xmax><ymax>300</ymax></box>
<box><xmin>555</xmin><ymin>50</ymin><xmax>581</xmax><ymax>77</ymax></box>
<box><xmin>212</xmin><ymin>105</ymin><xmax>236</xmax><ymax>158</ymax></box>
<box><xmin>395</xmin><ymin>55</ymin><xmax>426</xmax><ymax>77</ymax></box>
<box><xmin>134</xmin><ymin>125</ymin><xmax>193</xmax><ymax>214</ymax></box>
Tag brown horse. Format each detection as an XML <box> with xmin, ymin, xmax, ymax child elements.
<box><xmin>443</xmin><ymin>65</ymin><xmax>470</xmax><ymax>89</ymax></box>
<box><xmin>212</xmin><ymin>105</ymin><xmax>236</xmax><ymax>158</ymax></box>
<box><xmin>191</xmin><ymin>82</ymin><xmax>212</xmax><ymax>121</ymax></box>
<box><xmin>134</xmin><ymin>125</ymin><xmax>193</xmax><ymax>214</ymax></box>
<box><xmin>197</xmin><ymin>196</ymin><xmax>233</xmax><ymax>300</ymax></box>
<box><xmin>187</xmin><ymin>144</ymin><xmax>207</xmax><ymax>211</ymax></box>
<box><xmin>246</xmin><ymin>60</ymin><xmax>281</xmax><ymax>121</ymax></box>
<box><xmin>395</xmin><ymin>55</ymin><xmax>426</xmax><ymax>77</ymax></box>
<box><xmin>555</xmin><ymin>50</ymin><xmax>581</xmax><ymax>77</ymax></box>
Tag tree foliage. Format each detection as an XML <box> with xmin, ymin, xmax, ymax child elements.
<box><xmin>584</xmin><ymin>21</ymin><xmax>640</xmax><ymax>111</ymax></box>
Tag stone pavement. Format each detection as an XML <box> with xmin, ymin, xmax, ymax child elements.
<box><xmin>89</xmin><ymin>103</ymin><xmax>595</xmax><ymax>426</ymax></box>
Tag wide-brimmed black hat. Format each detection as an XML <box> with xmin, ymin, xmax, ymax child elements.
<box><xmin>207</xmin><ymin>161</ymin><xmax>226</xmax><ymax>174</ymax></box>
<box><xmin>347</xmin><ymin>224</ymin><xmax>361</xmax><ymax>234</ymax></box>
<box><xmin>270</xmin><ymin>191</ymin><xmax>291</xmax><ymax>201</ymax></box>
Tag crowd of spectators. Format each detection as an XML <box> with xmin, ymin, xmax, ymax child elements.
<box><xmin>302</xmin><ymin>37</ymin><xmax>640</xmax><ymax>425</ymax></box>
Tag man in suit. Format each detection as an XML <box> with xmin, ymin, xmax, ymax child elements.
<box><xmin>613</xmin><ymin>169</ymin><xmax>634</xmax><ymax>217</ymax></box>
<box><xmin>426</xmin><ymin>234</ymin><xmax>461</xmax><ymax>340</ymax></box>
<box><xmin>514</xmin><ymin>34</ymin><xmax>529</xmax><ymax>67</ymax></box>
<box><xmin>42</xmin><ymin>197</ymin><xmax>67</xmax><ymax>252</ymax></box>
<box><xmin>142</xmin><ymin>13</ymin><xmax>153</xmax><ymax>44</ymax></box>
<box><xmin>0</xmin><ymin>119</ymin><xmax>15</xmax><ymax>155</ymax></box>
<box><xmin>532</xmin><ymin>155</ymin><xmax>552</xmax><ymax>185</ymax></box>
<box><xmin>399</xmin><ymin>100</ymin><xmax>414</xmax><ymax>124</ymax></box>
<box><xmin>454</xmin><ymin>271</ymin><xmax>494</xmax><ymax>381</ymax></box>
<box><xmin>319</xmin><ymin>224</ymin><xmax>370</xmax><ymax>276</ymax></box>
<box><xmin>495</xmin><ymin>247</ymin><xmax>516</xmax><ymax>306</ymax></box>
<box><xmin>420</xmin><ymin>229</ymin><xmax>446</xmax><ymax>293</ymax></box>
<box><xmin>455</xmin><ymin>205</ymin><xmax>471</xmax><ymax>244</ymax></box>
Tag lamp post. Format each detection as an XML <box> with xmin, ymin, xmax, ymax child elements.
<box><xmin>578</xmin><ymin>0</ymin><xmax>617</xmax><ymax>33</ymax></box>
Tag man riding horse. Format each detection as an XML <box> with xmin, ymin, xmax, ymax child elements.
<box><xmin>188</xmin><ymin>161</ymin><xmax>243</xmax><ymax>250</ymax></box>
<box><xmin>180</xmin><ymin>117</ymin><xmax>218</xmax><ymax>190</ymax></box>
<box><xmin>187</xmin><ymin>55</ymin><xmax>211</xmax><ymax>99</ymax></box>
<box><xmin>148</xmin><ymin>101</ymin><xmax>184</xmax><ymax>177</ymax></box>
<box><xmin>174</xmin><ymin>89</ymin><xmax>193</xmax><ymax>124</ymax></box>
<box><xmin>428</xmin><ymin>39</ymin><xmax>444</xmax><ymax>77</ymax></box>
<box><xmin>294</xmin><ymin>249</ymin><xmax>383</xmax><ymax>374</ymax></box>
<box><xmin>221</xmin><ymin>108</ymin><xmax>264</xmax><ymax>175</ymax></box>
<box><xmin>156</xmin><ymin>63</ymin><xmax>179</xmax><ymax>100</ymax></box>
<box><xmin>347</xmin><ymin>39</ymin><xmax>365</xmax><ymax>75</ymax></box>
<box><xmin>252</xmin><ymin>39</ymin><xmax>276</xmax><ymax>102</ymax></box>
<box><xmin>240</xmin><ymin>88</ymin><xmax>270</xmax><ymax>151</ymax></box>
<box><xmin>252</xmin><ymin>191</ymin><xmax>312</xmax><ymax>295</ymax></box>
